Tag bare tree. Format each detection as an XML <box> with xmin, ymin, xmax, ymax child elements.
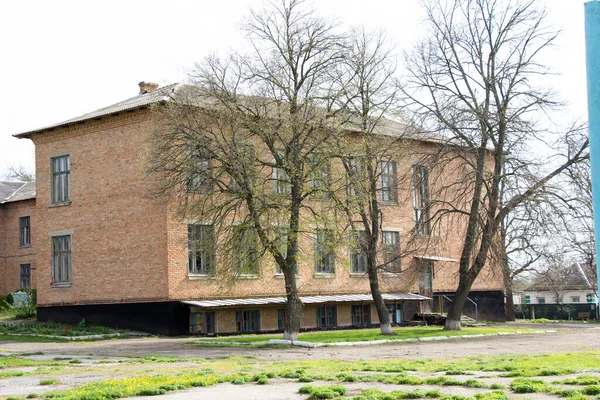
<box><xmin>327</xmin><ymin>29</ymin><xmax>405</xmax><ymax>334</ymax></box>
<box><xmin>4</xmin><ymin>165</ymin><xmax>35</xmax><ymax>182</ymax></box>
<box><xmin>147</xmin><ymin>0</ymin><xmax>343</xmax><ymax>340</ymax></box>
<box><xmin>404</xmin><ymin>0</ymin><xmax>589</xmax><ymax>330</ymax></box>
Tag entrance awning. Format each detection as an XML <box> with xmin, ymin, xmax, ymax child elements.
<box><xmin>415</xmin><ymin>255</ymin><xmax>458</xmax><ymax>263</ymax></box>
<box><xmin>182</xmin><ymin>293</ymin><xmax>430</xmax><ymax>309</ymax></box>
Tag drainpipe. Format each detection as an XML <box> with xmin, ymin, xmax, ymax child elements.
<box><xmin>585</xmin><ymin>1</ymin><xmax>600</xmax><ymax>318</ymax></box>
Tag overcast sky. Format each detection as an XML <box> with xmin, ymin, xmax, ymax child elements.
<box><xmin>0</xmin><ymin>1</ymin><xmax>588</xmax><ymax>179</ymax></box>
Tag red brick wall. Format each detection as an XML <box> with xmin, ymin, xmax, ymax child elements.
<box><xmin>30</xmin><ymin>110</ymin><xmax>170</xmax><ymax>307</ymax></box>
<box><xmin>27</xmin><ymin>108</ymin><xmax>503</xmax><ymax>308</ymax></box>
<box><xmin>0</xmin><ymin>199</ymin><xmax>36</xmax><ymax>295</ymax></box>
<box><xmin>165</xmin><ymin>139</ymin><xmax>503</xmax><ymax>301</ymax></box>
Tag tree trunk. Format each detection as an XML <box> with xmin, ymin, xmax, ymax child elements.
<box><xmin>505</xmin><ymin>284</ymin><xmax>515</xmax><ymax>322</ymax></box>
<box><xmin>444</xmin><ymin>279</ymin><xmax>472</xmax><ymax>330</ymax></box>
<box><xmin>283</xmin><ymin>269</ymin><xmax>303</xmax><ymax>340</ymax></box>
<box><xmin>502</xmin><ymin>259</ymin><xmax>516</xmax><ymax>321</ymax></box>
<box><xmin>367</xmin><ymin>259</ymin><xmax>393</xmax><ymax>335</ymax></box>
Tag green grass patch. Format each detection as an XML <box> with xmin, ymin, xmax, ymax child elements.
<box><xmin>196</xmin><ymin>326</ymin><xmax>535</xmax><ymax>345</ymax></box>
<box><xmin>557</xmin><ymin>375</ymin><xmax>600</xmax><ymax>385</ymax></box>
<box><xmin>509</xmin><ymin>378</ymin><xmax>547</xmax><ymax>393</ymax></box>
<box><xmin>0</xmin><ymin>321</ymin><xmax>120</xmax><ymax>337</ymax></box>
<box><xmin>41</xmin><ymin>371</ymin><xmax>219</xmax><ymax>399</ymax></box>
<box><xmin>349</xmin><ymin>389</ymin><xmax>509</xmax><ymax>400</ymax></box>
<box><xmin>298</xmin><ymin>384</ymin><xmax>347</xmax><ymax>399</ymax></box>
<box><xmin>40</xmin><ymin>378</ymin><xmax>59</xmax><ymax>385</ymax></box>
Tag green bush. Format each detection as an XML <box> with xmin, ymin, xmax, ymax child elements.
<box><xmin>10</xmin><ymin>289</ymin><xmax>36</xmax><ymax>319</ymax></box>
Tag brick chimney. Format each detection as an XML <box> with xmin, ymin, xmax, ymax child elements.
<box><xmin>138</xmin><ymin>81</ymin><xmax>159</xmax><ymax>94</ymax></box>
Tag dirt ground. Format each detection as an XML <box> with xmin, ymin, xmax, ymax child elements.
<box><xmin>1</xmin><ymin>323</ymin><xmax>599</xmax><ymax>361</ymax></box>
<box><xmin>1</xmin><ymin>323</ymin><xmax>599</xmax><ymax>400</ymax></box>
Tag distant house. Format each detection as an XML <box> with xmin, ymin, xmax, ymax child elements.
<box><xmin>0</xmin><ymin>181</ymin><xmax>36</xmax><ymax>295</ymax></box>
<box><xmin>10</xmin><ymin>82</ymin><xmax>506</xmax><ymax>335</ymax></box>
<box><xmin>522</xmin><ymin>263</ymin><xmax>597</xmax><ymax>319</ymax></box>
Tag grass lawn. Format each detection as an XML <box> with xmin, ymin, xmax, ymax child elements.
<box><xmin>0</xmin><ymin>318</ymin><xmax>124</xmax><ymax>340</ymax></box>
<box><xmin>195</xmin><ymin>326</ymin><xmax>538</xmax><ymax>345</ymax></box>
<box><xmin>5</xmin><ymin>351</ymin><xmax>599</xmax><ymax>400</ymax></box>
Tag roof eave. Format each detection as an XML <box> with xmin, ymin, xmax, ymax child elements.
<box><xmin>13</xmin><ymin>103</ymin><xmax>159</xmax><ymax>139</ymax></box>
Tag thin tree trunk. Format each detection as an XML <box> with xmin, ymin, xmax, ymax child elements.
<box><xmin>367</xmin><ymin>256</ymin><xmax>393</xmax><ymax>335</ymax></box>
<box><xmin>505</xmin><ymin>284</ymin><xmax>515</xmax><ymax>321</ymax></box>
<box><xmin>283</xmin><ymin>267</ymin><xmax>303</xmax><ymax>341</ymax></box>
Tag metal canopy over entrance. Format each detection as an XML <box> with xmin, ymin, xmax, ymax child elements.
<box><xmin>182</xmin><ymin>293</ymin><xmax>430</xmax><ymax>309</ymax></box>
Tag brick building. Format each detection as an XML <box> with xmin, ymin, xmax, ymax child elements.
<box><xmin>0</xmin><ymin>181</ymin><xmax>36</xmax><ymax>295</ymax></box>
<box><xmin>11</xmin><ymin>83</ymin><xmax>505</xmax><ymax>335</ymax></box>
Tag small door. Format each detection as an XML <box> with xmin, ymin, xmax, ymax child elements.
<box><xmin>417</xmin><ymin>259</ymin><xmax>434</xmax><ymax>313</ymax></box>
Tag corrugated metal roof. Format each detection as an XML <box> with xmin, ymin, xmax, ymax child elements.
<box><xmin>0</xmin><ymin>181</ymin><xmax>36</xmax><ymax>204</ymax></box>
<box><xmin>13</xmin><ymin>83</ymin><xmax>448</xmax><ymax>146</ymax></box>
<box><xmin>14</xmin><ymin>84</ymin><xmax>181</xmax><ymax>138</ymax></box>
<box><xmin>183</xmin><ymin>293</ymin><xmax>430</xmax><ymax>309</ymax></box>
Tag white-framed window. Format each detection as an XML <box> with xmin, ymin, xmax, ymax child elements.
<box><xmin>378</xmin><ymin>160</ymin><xmax>397</xmax><ymax>202</ymax></box>
<box><xmin>52</xmin><ymin>235</ymin><xmax>71</xmax><ymax>284</ymax></box>
<box><xmin>382</xmin><ymin>231</ymin><xmax>401</xmax><ymax>272</ymax></box>
<box><xmin>350</xmin><ymin>230</ymin><xmax>368</xmax><ymax>273</ymax></box>
<box><xmin>188</xmin><ymin>224</ymin><xmax>215</xmax><ymax>275</ymax></box>
<box><xmin>314</xmin><ymin>229</ymin><xmax>335</xmax><ymax>274</ymax></box>
<box><xmin>51</xmin><ymin>155</ymin><xmax>70</xmax><ymax>204</ymax></box>
<box><xmin>536</xmin><ymin>296</ymin><xmax>546</xmax><ymax>304</ymax></box>
<box><xmin>570</xmin><ymin>296</ymin><xmax>581</xmax><ymax>303</ymax></box>
<box><xmin>412</xmin><ymin>165</ymin><xmax>431</xmax><ymax>235</ymax></box>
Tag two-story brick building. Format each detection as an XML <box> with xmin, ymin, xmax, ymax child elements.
<box><xmin>12</xmin><ymin>82</ymin><xmax>505</xmax><ymax>335</ymax></box>
<box><xmin>0</xmin><ymin>181</ymin><xmax>36</xmax><ymax>295</ymax></box>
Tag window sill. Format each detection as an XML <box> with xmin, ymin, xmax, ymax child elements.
<box><xmin>380</xmin><ymin>200</ymin><xmax>398</xmax><ymax>206</ymax></box>
<box><xmin>383</xmin><ymin>272</ymin><xmax>403</xmax><ymax>277</ymax></box>
<box><xmin>313</xmin><ymin>273</ymin><xmax>336</xmax><ymax>278</ymax></box>
<box><xmin>49</xmin><ymin>201</ymin><xmax>72</xmax><ymax>208</ymax></box>
<box><xmin>236</xmin><ymin>274</ymin><xmax>260</xmax><ymax>280</ymax></box>
<box><xmin>188</xmin><ymin>274</ymin><xmax>215</xmax><ymax>280</ymax></box>
<box><xmin>273</xmin><ymin>273</ymin><xmax>300</xmax><ymax>279</ymax></box>
<box><xmin>349</xmin><ymin>273</ymin><xmax>368</xmax><ymax>278</ymax></box>
<box><xmin>19</xmin><ymin>244</ymin><xmax>32</xmax><ymax>249</ymax></box>
<box><xmin>51</xmin><ymin>282</ymin><xmax>72</xmax><ymax>288</ymax></box>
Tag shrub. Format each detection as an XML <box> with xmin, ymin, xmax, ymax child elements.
<box><xmin>10</xmin><ymin>290</ymin><xmax>36</xmax><ymax>319</ymax></box>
